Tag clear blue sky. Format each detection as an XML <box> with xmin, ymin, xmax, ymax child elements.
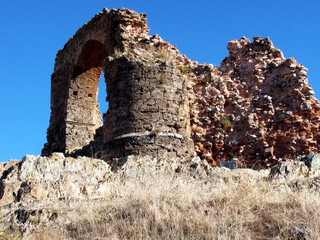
<box><xmin>1</xmin><ymin>0</ymin><xmax>319</xmax><ymax>161</ymax></box>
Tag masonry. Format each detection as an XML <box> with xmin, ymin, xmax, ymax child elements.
<box><xmin>42</xmin><ymin>8</ymin><xmax>193</xmax><ymax>161</ymax></box>
<box><xmin>43</xmin><ymin>8</ymin><xmax>320</xmax><ymax>167</ymax></box>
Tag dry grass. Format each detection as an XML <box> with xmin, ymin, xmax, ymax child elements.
<box><xmin>0</xmin><ymin>232</ymin><xmax>19</xmax><ymax>240</ymax></box>
<box><xmin>153</xmin><ymin>47</ymin><xmax>173</xmax><ymax>62</ymax></box>
<box><xmin>15</xmin><ymin>170</ymin><xmax>319</xmax><ymax>240</ymax></box>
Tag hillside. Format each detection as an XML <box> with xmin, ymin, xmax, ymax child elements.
<box><xmin>1</xmin><ymin>153</ymin><xmax>320</xmax><ymax>239</ymax></box>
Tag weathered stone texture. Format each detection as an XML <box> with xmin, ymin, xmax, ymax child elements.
<box><xmin>43</xmin><ymin>8</ymin><xmax>320</xmax><ymax>168</ymax></box>
<box><xmin>191</xmin><ymin>37</ymin><xmax>320</xmax><ymax>167</ymax></box>
<box><xmin>43</xmin><ymin>8</ymin><xmax>194</xmax><ymax>161</ymax></box>
<box><xmin>0</xmin><ymin>154</ymin><xmax>113</xmax><ymax>206</ymax></box>
<box><xmin>102</xmin><ymin>55</ymin><xmax>193</xmax><ymax>159</ymax></box>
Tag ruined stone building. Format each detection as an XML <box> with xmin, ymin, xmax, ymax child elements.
<box><xmin>42</xmin><ymin>8</ymin><xmax>320</xmax><ymax>168</ymax></box>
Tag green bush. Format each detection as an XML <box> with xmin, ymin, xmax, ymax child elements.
<box><xmin>220</xmin><ymin>116</ymin><xmax>233</xmax><ymax>130</ymax></box>
<box><xmin>179</xmin><ymin>99</ymin><xmax>186</xmax><ymax>105</ymax></box>
<box><xmin>152</xmin><ymin>129</ymin><xmax>161</xmax><ymax>136</ymax></box>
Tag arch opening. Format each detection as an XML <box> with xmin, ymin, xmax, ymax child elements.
<box><xmin>65</xmin><ymin>40</ymin><xmax>108</xmax><ymax>154</ymax></box>
<box><xmin>98</xmin><ymin>71</ymin><xmax>109</xmax><ymax>119</ymax></box>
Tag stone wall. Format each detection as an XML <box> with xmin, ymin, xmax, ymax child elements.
<box><xmin>102</xmin><ymin>55</ymin><xmax>192</xmax><ymax>159</ymax></box>
<box><xmin>191</xmin><ymin>37</ymin><xmax>320</xmax><ymax>167</ymax></box>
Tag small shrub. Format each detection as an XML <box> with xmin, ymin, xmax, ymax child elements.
<box><xmin>258</xmin><ymin>123</ymin><xmax>264</xmax><ymax>129</ymax></box>
<box><xmin>220</xmin><ymin>116</ymin><xmax>233</xmax><ymax>130</ymax></box>
<box><xmin>153</xmin><ymin>48</ymin><xmax>172</xmax><ymax>61</ymax></box>
<box><xmin>178</xmin><ymin>66</ymin><xmax>193</xmax><ymax>75</ymax></box>
<box><xmin>154</xmin><ymin>53</ymin><xmax>166</xmax><ymax>59</ymax></box>
<box><xmin>151</xmin><ymin>129</ymin><xmax>161</xmax><ymax>136</ymax></box>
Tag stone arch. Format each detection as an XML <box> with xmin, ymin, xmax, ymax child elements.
<box><xmin>42</xmin><ymin>8</ymin><xmax>125</xmax><ymax>156</ymax></box>
<box><xmin>42</xmin><ymin>8</ymin><xmax>194</xmax><ymax>161</ymax></box>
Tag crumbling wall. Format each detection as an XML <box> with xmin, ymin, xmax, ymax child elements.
<box><xmin>43</xmin><ymin>8</ymin><xmax>320</xmax><ymax>168</ymax></box>
<box><xmin>191</xmin><ymin>37</ymin><xmax>320</xmax><ymax>167</ymax></box>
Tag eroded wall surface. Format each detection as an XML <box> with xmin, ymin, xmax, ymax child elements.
<box><xmin>102</xmin><ymin>55</ymin><xmax>193</xmax><ymax>159</ymax></box>
<box><xmin>43</xmin><ymin>8</ymin><xmax>150</xmax><ymax>156</ymax></box>
<box><xmin>43</xmin><ymin>8</ymin><xmax>320</xmax><ymax>167</ymax></box>
<box><xmin>191</xmin><ymin>37</ymin><xmax>320</xmax><ymax>167</ymax></box>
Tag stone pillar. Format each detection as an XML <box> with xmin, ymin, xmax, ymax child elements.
<box><xmin>102</xmin><ymin>55</ymin><xmax>193</xmax><ymax>160</ymax></box>
<box><xmin>42</xmin><ymin>63</ymin><xmax>73</xmax><ymax>155</ymax></box>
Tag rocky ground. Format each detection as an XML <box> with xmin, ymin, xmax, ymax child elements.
<box><xmin>1</xmin><ymin>153</ymin><xmax>320</xmax><ymax>239</ymax></box>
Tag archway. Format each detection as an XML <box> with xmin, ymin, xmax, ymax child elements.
<box><xmin>65</xmin><ymin>40</ymin><xmax>107</xmax><ymax>154</ymax></box>
<box><xmin>42</xmin><ymin>9</ymin><xmax>193</xmax><ymax>160</ymax></box>
<box><xmin>98</xmin><ymin>71</ymin><xmax>108</xmax><ymax>119</ymax></box>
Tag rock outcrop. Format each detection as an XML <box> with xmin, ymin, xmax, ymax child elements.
<box><xmin>269</xmin><ymin>152</ymin><xmax>320</xmax><ymax>180</ymax></box>
<box><xmin>0</xmin><ymin>153</ymin><xmax>270</xmax><ymax>208</ymax></box>
<box><xmin>1</xmin><ymin>153</ymin><xmax>319</xmax><ymax>239</ymax></box>
<box><xmin>0</xmin><ymin>153</ymin><xmax>113</xmax><ymax>206</ymax></box>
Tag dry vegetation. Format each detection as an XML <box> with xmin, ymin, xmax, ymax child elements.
<box><xmin>3</xmin><ymin>168</ymin><xmax>319</xmax><ymax>240</ymax></box>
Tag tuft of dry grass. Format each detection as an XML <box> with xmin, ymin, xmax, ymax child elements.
<box><xmin>15</xmin><ymin>170</ymin><xmax>319</xmax><ymax>240</ymax></box>
<box><xmin>178</xmin><ymin>66</ymin><xmax>193</xmax><ymax>75</ymax></box>
<box><xmin>0</xmin><ymin>232</ymin><xmax>19</xmax><ymax>240</ymax></box>
<box><xmin>153</xmin><ymin>47</ymin><xmax>173</xmax><ymax>62</ymax></box>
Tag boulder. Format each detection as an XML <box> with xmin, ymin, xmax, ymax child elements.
<box><xmin>268</xmin><ymin>153</ymin><xmax>320</xmax><ymax>180</ymax></box>
<box><xmin>301</xmin><ymin>152</ymin><xmax>320</xmax><ymax>172</ymax></box>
